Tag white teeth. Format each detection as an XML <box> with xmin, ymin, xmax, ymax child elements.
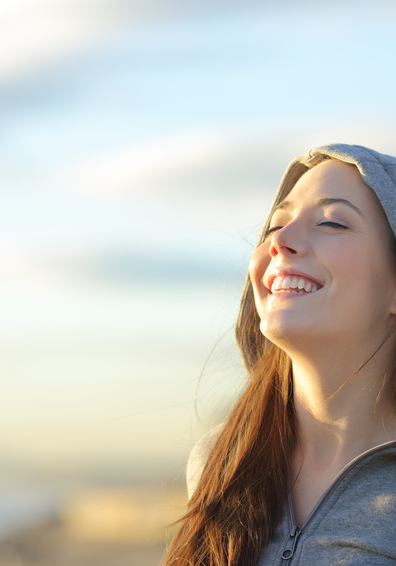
<box><xmin>271</xmin><ymin>278</ymin><xmax>282</xmax><ymax>293</ymax></box>
<box><xmin>275</xmin><ymin>278</ymin><xmax>282</xmax><ymax>290</ymax></box>
<box><xmin>270</xmin><ymin>275</ymin><xmax>320</xmax><ymax>294</ymax></box>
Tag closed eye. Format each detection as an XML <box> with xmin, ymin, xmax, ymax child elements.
<box><xmin>318</xmin><ymin>221</ymin><xmax>349</xmax><ymax>229</ymax></box>
<box><xmin>266</xmin><ymin>225</ymin><xmax>283</xmax><ymax>236</ymax></box>
<box><xmin>266</xmin><ymin>221</ymin><xmax>348</xmax><ymax>237</ymax></box>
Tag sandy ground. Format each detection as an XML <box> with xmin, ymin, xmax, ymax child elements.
<box><xmin>0</xmin><ymin>485</ymin><xmax>185</xmax><ymax>566</ymax></box>
<box><xmin>0</xmin><ymin>522</ymin><xmax>166</xmax><ymax>566</ymax></box>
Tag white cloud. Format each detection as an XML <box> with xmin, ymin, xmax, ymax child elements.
<box><xmin>0</xmin><ymin>239</ymin><xmax>77</xmax><ymax>292</ymax></box>
<box><xmin>0</xmin><ymin>0</ymin><xmax>265</xmax><ymax>83</ymax></box>
<box><xmin>64</xmin><ymin>128</ymin><xmax>244</xmax><ymax>198</ymax></box>
<box><xmin>0</xmin><ymin>0</ymin><xmax>133</xmax><ymax>82</ymax></box>
<box><xmin>63</xmin><ymin>121</ymin><xmax>396</xmax><ymax>201</ymax></box>
<box><xmin>1</xmin><ymin>0</ymin><xmax>395</xmax><ymax>84</ymax></box>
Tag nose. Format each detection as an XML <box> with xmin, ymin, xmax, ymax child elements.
<box><xmin>268</xmin><ymin>222</ymin><xmax>307</xmax><ymax>258</ymax></box>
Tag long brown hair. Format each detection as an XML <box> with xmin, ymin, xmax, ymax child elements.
<box><xmin>162</xmin><ymin>273</ymin><xmax>298</xmax><ymax>565</ymax></box>
<box><xmin>161</xmin><ymin>156</ymin><xmax>321</xmax><ymax>566</ymax></box>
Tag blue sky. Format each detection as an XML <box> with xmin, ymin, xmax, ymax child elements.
<box><xmin>1</xmin><ymin>0</ymin><xmax>396</xmax><ymax>484</ymax></box>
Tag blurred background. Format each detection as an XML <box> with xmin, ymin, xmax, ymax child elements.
<box><xmin>1</xmin><ymin>0</ymin><xmax>396</xmax><ymax>564</ymax></box>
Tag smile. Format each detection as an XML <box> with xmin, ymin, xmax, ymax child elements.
<box><xmin>270</xmin><ymin>275</ymin><xmax>321</xmax><ymax>294</ymax></box>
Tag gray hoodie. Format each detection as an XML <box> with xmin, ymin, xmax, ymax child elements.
<box><xmin>188</xmin><ymin>429</ymin><xmax>396</xmax><ymax>564</ymax></box>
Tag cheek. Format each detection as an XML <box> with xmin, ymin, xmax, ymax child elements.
<box><xmin>249</xmin><ymin>243</ymin><xmax>271</xmax><ymax>313</ymax></box>
<box><xmin>320</xmin><ymin>242</ymin><xmax>365</xmax><ymax>286</ymax></box>
<box><xmin>326</xmin><ymin>244</ymin><xmax>393</xmax><ymax>313</ymax></box>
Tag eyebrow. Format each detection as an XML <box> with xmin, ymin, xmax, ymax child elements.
<box><xmin>272</xmin><ymin>197</ymin><xmax>364</xmax><ymax>217</ymax></box>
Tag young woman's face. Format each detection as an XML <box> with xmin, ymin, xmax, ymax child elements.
<box><xmin>249</xmin><ymin>159</ymin><xmax>396</xmax><ymax>352</ymax></box>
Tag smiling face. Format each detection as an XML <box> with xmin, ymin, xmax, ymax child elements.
<box><xmin>249</xmin><ymin>159</ymin><xmax>396</xmax><ymax>355</ymax></box>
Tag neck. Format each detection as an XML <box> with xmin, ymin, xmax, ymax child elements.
<box><xmin>289</xmin><ymin>339</ymin><xmax>396</xmax><ymax>467</ymax></box>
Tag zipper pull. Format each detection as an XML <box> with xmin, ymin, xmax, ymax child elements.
<box><xmin>281</xmin><ymin>525</ymin><xmax>301</xmax><ymax>560</ymax></box>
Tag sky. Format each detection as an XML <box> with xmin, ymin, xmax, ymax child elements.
<box><xmin>1</xmin><ymin>0</ymin><xmax>396</xmax><ymax>486</ymax></box>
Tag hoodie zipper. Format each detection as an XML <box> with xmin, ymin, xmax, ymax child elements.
<box><xmin>279</xmin><ymin>440</ymin><xmax>396</xmax><ymax>562</ymax></box>
<box><xmin>281</xmin><ymin>524</ymin><xmax>301</xmax><ymax>560</ymax></box>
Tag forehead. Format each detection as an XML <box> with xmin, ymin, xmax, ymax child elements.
<box><xmin>288</xmin><ymin>159</ymin><xmax>368</xmax><ymax>201</ymax></box>
<box><xmin>276</xmin><ymin>159</ymin><xmax>383</xmax><ymax>219</ymax></box>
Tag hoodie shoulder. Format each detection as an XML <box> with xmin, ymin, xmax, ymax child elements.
<box><xmin>186</xmin><ymin>423</ymin><xmax>224</xmax><ymax>499</ymax></box>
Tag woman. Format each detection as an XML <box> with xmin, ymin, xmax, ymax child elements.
<box><xmin>163</xmin><ymin>144</ymin><xmax>396</xmax><ymax>565</ymax></box>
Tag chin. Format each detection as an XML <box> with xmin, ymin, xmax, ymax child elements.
<box><xmin>259</xmin><ymin>316</ymin><xmax>316</xmax><ymax>351</ymax></box>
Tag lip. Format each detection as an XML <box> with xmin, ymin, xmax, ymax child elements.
<box><xmin>264</xmin><ymin>269</ymin><xmax>324</xmax><ymax>294</ymax></box>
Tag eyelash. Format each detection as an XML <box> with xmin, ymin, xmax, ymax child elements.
<box><xmin>266</xmin><ymin>226</ymin><xmax>282</xmax><ymax>235</ymax></box>
<box><xmin>266</xmin><ymin>221</ymin><xmax>349</xmax><ymax>235</ymax></box>
<box><xmin>318</xmin><ymin>221</ymin><xmax>349</xmax><ymax>230</ymax></box>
